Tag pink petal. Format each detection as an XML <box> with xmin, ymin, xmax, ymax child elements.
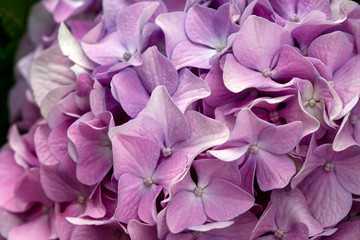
<box><xmin>30</xmin><ymin>44</ymin><xmax>75</xmax><ymax>106</ymax></box>
<box><xmin>185</xmin><ymin>5</ymin><xmax>218</xmax><ymax>48</ymax></box>
<box><xmin>166</xmin><ymin>191</ymin><xmax>207</xmax><ymax>233</ymax></box>
<box><xmin>333</xmin><ymin>55</ymin><xmax>360</xmax><ymax>107</ymax></box>
<box><xmin>171</xmin><ymin>40</ymin><xmax>217</xmax><ymax>69</ymax></box>
<box><xmin>256</xmin><ymin>150</ymin><xmax>296</xmax><ymax>191</ymax></box>
<box><xmin>233</xmin><ymin>15</ymin><xmax>292</xmax><ymax>71</ymax></box>
<box><xmin>115</xmin><ymin>173</ymin><xmax>145</xmax><ymax>223</ymax></box>
<box><xmin>272</xmin><ymin>45</ymin><xmax>317</xmax><ymax>81</ymax></box>
<box><xmin>202</xmin><ymin>179</ymin><xmax>254</xmax><ymax>221</ymax></box>
<box><xmin>155</xmin><ymin>12</ymin><xmax>187</xmax><ymax>57</ymax></box>
<box><xmin>138</xmin><ymin>86</ymin><xmax>190</xmax><ymax>147</ymax></box>
<box><xmin>334</xmin><ymin>146</ymin><xmax>360</xmax><ymax>195</ymax></box>
<box><xmin>333</xmin><ymin>113</ymin><xmax>357</xmax><ymax>151</ymax></box>
<box><xmin>112</xmin><ymin>134</ymin><xmax>159</xmax><ymax>179</ymax></box>
<box><xmin>8</xmin><ymin>215</ymin><xmax>51</xmax><ymax>240</ymax></box>
<box><xmin>111</xmin><ymin>68</ymin><xmax>150</xmax><ymax>118</ymax></box>
<box><xmin>116</xmin><ymin>2</ymin><xmax>159</xmax><ymax>53</ymax></box>
<box><xmin>307</xmin><ymin>31</ymin><xmax>353</xmax><ymax>72</ymax></box>
<box><xmin>175</xmin><ymin>110</ymin><xmax>230</xmax><ymax>159</ymax></box>
<box><xmin>257</xmin><ymin>121</ymin><xmax>303</xmax><ymax>154</ymax></box>
<box><xmin>128</xmin><ymin>220</ymin><xmax>157</xmax><ymax>240</ymax></box>
<box><xmin>299</xmin><ymin>168</ymin><xmax>352</xmax><ymax>227</ymax></box>
<box><xmin>172</xmin><ymin>69</ymin><xmax>210</xmax><ymax>113</ymax></box>
<box><xmin>134</xmin><ymin>46</ymin><xmax>178</xmax><ymax>95</ymax></box>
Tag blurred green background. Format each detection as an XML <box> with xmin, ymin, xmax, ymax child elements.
<box><xmin>0</xmin><ymin>0</ymin><xmax>37</xmax><ymax>145</ymax></box>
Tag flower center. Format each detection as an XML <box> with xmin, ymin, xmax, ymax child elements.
<box><xmin>143</xmin><ymin>177</ymin><xmax>153</xmax><ymax>187</ymax></box>
<box><xmin>262</xmin><ymin>68</ymin><xmax>272</xmax><ymax>78</ymax></box>
<box><xmin>308</xmin><ymin>98</ymin><xmax>317</xmax><ymax>107</ymax></box>
<box><xmin>289</xmin><ymin>14</ymin><xmax>299</xmax><ymax>22</ymax></box>
<box><xmin>274</xmin><ymin>229</ymin><xmax>285</xmax><ymax>239</ymax></box>
<box><xmin>349</xmin><ymin>114</ymin><xmax>358</xmax><ymax>125</ymax></box>
<box><xmin>193</xmin><ymin>187</ymin><xmax>204</xmax><ymax>197</ymax></box>
<box><xmin>249</xmin><ymin>145</ymin><xmax>259</xmax><ymax>154</ymax></box>
<box><xmin>215</xmin><ymin>45</ymin><xmax>225</xmax><ymax>52</ymax></box>
<box><xmin>77</xmin><ymin>195</ymin><xmax>86</xmax><ymax>204</ymax></box>
<box><xmin>41</xmin><ymin>205</ymin><xmax>50</xmax><ymax>214</ymax></box>
<box><xmin>123</xmin><ymin>51</ymin><xmax>132</xmax><ymax>62</ymax></box>
<box><xmin>324</xmin><ymin>161</ymin><xmax>334</xmax><ymax>172</ymax></box>
<box><xmin>269</xmin><ymin>111</ymin><xmax>280</xmax><ymax>122</ymax></box>
<box><xmin>192</xmin><ymin>231</ymin><xmax>202</xmax><ymax>237</ymax></box>
<box><xmin>162</xmin><ymin>147</ymin><xmax>173</xmax><ymax>157</ymax></box>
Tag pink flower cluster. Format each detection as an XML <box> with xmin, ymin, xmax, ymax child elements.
<box><xmin>2</xmin><ymin>0</ymin><xmax>360</xmax><ymax>239</ymax></box>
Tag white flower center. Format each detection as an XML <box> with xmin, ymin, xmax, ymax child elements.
<box><xmin>193</xmin><ymin>187</ymin><xmax>204</xmax><ymax>197</ymax></box>
<box><xmin>274</xmin><ymin>229</ymin><xmax>285</xmax><ymax>239</ymax></box>
<box><xmin>324</xmin><ymin>161</ymin><xmax>334</xmax><ymax>172</ymax></box>
<box><xmin>269</xmin><ymin>111</ymin><xmax>280</xmax><ymax>122</ymax></box>
<box><xmin>262</xmin><ymin>68</ymin><xmax>272</xmax><ymax>78</ymax></box>
<box><xmin>143</xmin><ymin>177</ymin><xmax>153</xmax><ymax>187</ymax></box>
<box><xmin>308</xmin><ymin>98</ymin><xmax>317</xmax><ymax>107</ymax></box>
<box><xmin>249</xmin><ymin>145</ymin><xmax>259</xmax><ymax>154</ymax></box>
<box><xmin>162</xmin><ymin>147</ymin><xmax>173</xmax><ymax>157</ymax></box>
<box><xmin>349</xmin><ymin>114</ymin><xmax>358</xmax><ymax>125</ymax></box>
<box><xmin>215</xmin><ymin>45</ymin><xmax>225</xmax><ymax>52</ymax></box>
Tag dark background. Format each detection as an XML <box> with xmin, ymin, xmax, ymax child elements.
<box><xmin>0</xmin><ymin>0</ymin><xmax>37</xmax><ymax>145</ymax></box>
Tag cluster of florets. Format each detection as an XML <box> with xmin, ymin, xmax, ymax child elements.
<box><xmin>1</xmin><ymin>0</ymin><xmax>360</xmax><ymax>239</ymax></box>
